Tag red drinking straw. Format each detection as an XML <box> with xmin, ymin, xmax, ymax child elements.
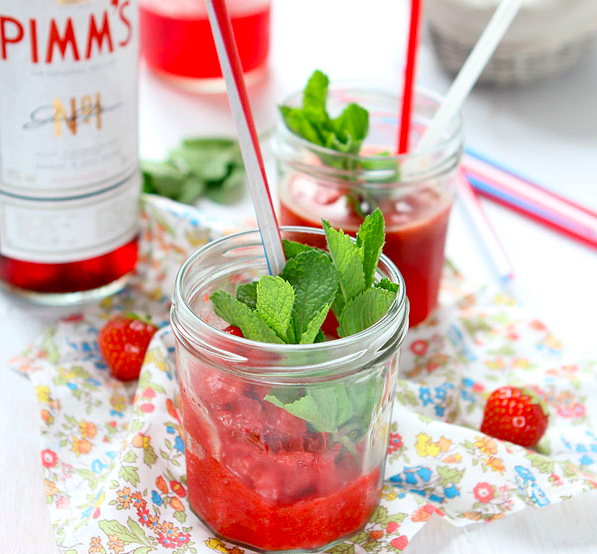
<box><xmin>204</xmin><ymin>0</ymin><xmax>286</xmax><ymax>275</ymax></box>
<box><xmin>398</xmin><ymin>0</ymin><xmax>424</xmax><ymax>154</ymax></box>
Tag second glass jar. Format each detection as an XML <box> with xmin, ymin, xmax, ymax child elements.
<box><xmin>273</xmin><ymin>85</ymin><xmax>463</xmax><ymax>326</ymax></box>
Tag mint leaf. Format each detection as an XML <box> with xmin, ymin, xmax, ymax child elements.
<box><xmin>332</xmin><ymin>103</ymin><xmax>369</xmax><ymax>148</ymax></box>
<box><xmin>142</xmin><ymin>137</ymin><xmax>245</xmax><ymax>206</ymax></box>
<box><xmin>205</xmin><ymin>165</ymin><xmax>245</xmax><ymax>204</ymax></box>
<box><xmin>279</xmin><ymin>106</ymin><xmax>325</xmax><ymax>146</ymax></box>
<box><xmin>356</xmin><ymin>208</ymin><xmax>385</xmax><ymax>287</ymax></box>
<box><xmin>359</xmin><ymin>151</ymin><xmax>400</xmax><ymax>183</ymax></box>
<box><xmin>266</xmin><ymin>393</ymin><xmax>332</xmax><ymax>432</ymax></box>
<box><xmin>141</xmin><ymin>161</ymin><xmax>186</xmax><ymax>198</ymax></box>
<box><xmin>256</xmin><ymin>276</ymin><xmax>295</xmax><ymax>342</ymax></box>
<box><xmin>322</xmin><ymin>220</ymin><xmax>366</xmax><ymax>313</ymax></box>
<box><xmin>265</xmin><ymin>384</ymin><xmax>353</xmax><ymax>433</ymax></box>
<box><xmin>303</xmin><ymin>69</ymin><xmax>329</xmax><ymax>125</ymax></box>
<box><xmin>282</xmin><ymin>239</ymin><xmax>317</xmax><ymax>260</ymax></box>
<box><xmin>319</xmin><ymin>385</ymin><xmax>354</xmax><ymax>427</ymax></box>
<box><xmin>300</xmin><ymin>302</ymin><xmax>332</xmax><ymax>344</ymax></box>
<box><xmin>337</xmin><ymin>287</ymin><xmax>396</xmax><ymax>338</ymax></box>
<box><xmin>236</xmin><ymin>282</ymin><xmax>257</xmax><ymax>309</ymax></box>
<box><xmin>176</xmin><ymin>177</ymin><xmax>205</xmax><ymax>204</ymax></box>
<box><xmin>173</xmin><ymin>138</ymin><xmax>240</xmax><ymax>182</ymax></box>
<box><xmin>182</xmin><ymin>137</ymin><xmax>239</xmax><ymax>149</ymax></box>
<box><xmin>324</xmin><ymin>131</ymin><xmax>353</xmax><ymax>153</ymax></box>
<box><xmin>374</xmin><ymin>277</ymin><xmax>399</xmax><ymax>294</ymax></box>
<box><xmin>210</xmin><ymin>291</ymin><xmax>284</xmax><ymax>344</ymax></box>
<box><xmin>280</xmin><ymin>250</ymin><xmax>338</xmax><ymax>341</ymax></box>
<box><xmin>346</xmin><ymin>373</ymin><xmax>383</xmax><ymax>434</ymax></box>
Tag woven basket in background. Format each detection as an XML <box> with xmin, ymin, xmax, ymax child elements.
<box><xmin>426</xmin><ymin>0</ymin><xmax>597</xmax><ymax>86</ymax></box>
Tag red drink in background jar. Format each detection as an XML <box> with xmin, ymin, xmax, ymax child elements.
<box><xmin>274</xmin><ymin>86</ymin><xmax>463</xmax><ymax>326</ymax></box>
<box><xmin>279</xmin><ymin>180</ymin><xmax>452</xmax><ymax>327</ymax></box>
<box><xmin>139</xmin><ymin>0</ymin><xmax>271</xmax><ymax>89</ymax></box>
<box><xmin>0</xmin><ymin>0</ymin><xmax>140</xmax><ymax>304</ymax></box>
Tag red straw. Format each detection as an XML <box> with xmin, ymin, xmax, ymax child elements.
<box><xmin>398</xmin><ymin>0</ymin><xmax>424</xmax><ymax>154</ymax></box>
<box><xmin>205</xmin><ymin>0</ymin><xmax>285</xmax><ymax>275</ymax></box>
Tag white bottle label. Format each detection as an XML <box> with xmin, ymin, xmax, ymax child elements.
<box><xmin>0</xmin><ymin>0</ymin><xmax>139</xmax><ymax>263</ymax></box>
<box><xmin>0</xmin><ymin>174</ymin><xmax>140</xmax><ymax>263</ymax></box>
<box><xmin>0</xmin><ymin>0</ymin><xmax>138</xmax><ymax>197</ymax></box>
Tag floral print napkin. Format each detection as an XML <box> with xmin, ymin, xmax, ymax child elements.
<box><xmin>10</xmin><ymin>195</ymin><xmax>597</xmax><ymax>554</ymax></box>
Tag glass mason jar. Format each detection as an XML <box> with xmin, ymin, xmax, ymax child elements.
<box><xmin>273</xmin><ymin>85</ymin><xmax>463</xmax><ymax>327</ymax></box>
<box><xmin>170</xmin><ymin>227</ymin><xmax>409</xmax><ymax>553</ymax></box>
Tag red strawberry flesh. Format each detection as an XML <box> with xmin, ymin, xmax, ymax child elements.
<box><xmin>480</xmin><ymin>386</ymin><xmax>549</xmax><ymax>448</ymax></box>
<box><xmin>98</xmin><ymin>315</ymin><xmax>158</xmax><ymax>381</ymax></box>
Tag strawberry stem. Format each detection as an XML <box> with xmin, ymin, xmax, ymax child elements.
<box><xmin>125</xmin><ymin>312</ymin><xmax>157</xmax><ymax>328</ymax></box>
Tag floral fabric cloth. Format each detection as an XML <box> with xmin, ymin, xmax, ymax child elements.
<box><xmin>11</xmin><ymin>195</ymin><xmax>597</xmax><ymax>554</ymax></box>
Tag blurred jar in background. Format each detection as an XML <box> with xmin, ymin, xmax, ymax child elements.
<box><xmin>427</xmin><ymin>0</ymin><xmax>597</xmax><ymax>86</ymax></box>
<box><xmin>140</xmin><ymin>0</ymin><xmax>271</xmax><ymax>91</ymax></box>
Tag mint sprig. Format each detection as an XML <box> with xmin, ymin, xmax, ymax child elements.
<box><xmin>279</xmin><ymin>70</ymin><xmax>400</xmax><ymax>216</ymax></box>
<box><xmin>213</xmin><ymin>208</ymin><xmax>396</xmax><ymax>342</ymax></box>
<box><xmin>279</xmin><ymin>70</ymin><xmax>369</xmax><ymax>170</ymax></box>
<box><xmin>210</xmin><ymin>249</ymin><xmax>338</xmax><ymax>345</ymax></box>
<box><xmin>210</xmin><ymin>209</ymin><xmax>399</xmax><ymax>456</ymax></box>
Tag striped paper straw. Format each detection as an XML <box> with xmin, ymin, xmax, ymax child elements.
<box><xmin>463</xmin><ymin>149</ymin><xmax>597</xmax><ymax>250</ymax></box>
<box><xmin>457</xmin><ymin>170</ymin><xmax>514</xmax><ymax>283</ymax></box>
<box><xmin>205</xmin><ymin>0</ymin><xmax>286</xmax><ymax>275</ymax></box>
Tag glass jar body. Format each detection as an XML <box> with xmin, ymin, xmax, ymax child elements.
<box><xmin>170</xmin><ymin>227</ymin><xmax>409</xmax><ymax>553</ymax></box>
<box><xmin>274</xmin><ymin>86</ymin><xmax>463</xmax><ymax>326</ymax></box>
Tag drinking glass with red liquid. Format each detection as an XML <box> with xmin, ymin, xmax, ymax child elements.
<box><xmin>170</xmin><ymin>227</ymin><xmax>408</xmax><ymax>553</ymax></box>
<box><xmin>273</xmin><ymin>86</ymin><xmax>463</xmax><ymax>326</ymax></box>
<box><xmin>139</xmin><ymin>0</ymin><xmax>271</xmax><ymax>91</ymax></box>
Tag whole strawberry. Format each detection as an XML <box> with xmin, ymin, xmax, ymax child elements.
<box><xmin>480</xmin><ymin>386</ymin><xmax>549</xmax><ymax>447</ymax></box>
<box><xmin>98</xmin><ymin>314</ymin><xmax>158</xmax><ymax>381</ymax></box>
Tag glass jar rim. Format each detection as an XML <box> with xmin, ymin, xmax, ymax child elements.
<box><xmin>274</xmin><ymin>81</ymin><xmax>463</xmax><ymax>165</ymax></box>
<box><xmin>170</xmin><ymin>226</ymin><xmax>409</xmax><ymax>378</ymax></box>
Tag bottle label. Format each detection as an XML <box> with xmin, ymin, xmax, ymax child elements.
<box><xmin>0</xmin><ymin>0</ymin><xmax>138</xmax><ymax>198</ymax></box>
<box><xmin>0</xmin><ymin>173</ymin><xmax>140</xmax><ymax>263</ymax></box>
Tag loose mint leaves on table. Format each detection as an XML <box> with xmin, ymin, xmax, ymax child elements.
<box><xmin>210</xmin><ymin>209</ymin><xmax>397</xmax><ymax>452</ymax></box>
<box><xmin>141</xmin><ymin>137</ymin><xmax>245</xmax><ymax>205</ymax></box>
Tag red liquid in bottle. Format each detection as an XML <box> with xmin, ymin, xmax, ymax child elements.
<box><xmin>279</xmin><ymin>176</ymin><xmax>452</xmax><ymax>327</ymax></box>
<box><xmin>139</xmin><ymin>0</ymin><xmax>271</xmax><ymax>80</ymax></box>
<box><xmin>0</xmin><ymin>239</ymin><xmax>138</xmax><ymax>295</ymax></box>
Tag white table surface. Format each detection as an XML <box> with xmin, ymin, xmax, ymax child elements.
<box><xmin>2</xmin><ymin>1</ymin><xmax>597</xmax><ymax>552</ymax></box>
